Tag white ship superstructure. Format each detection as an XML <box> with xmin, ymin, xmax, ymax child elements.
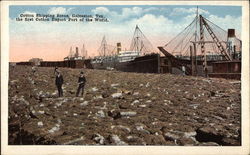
<box><xmin>117</xmin><ymin>51</ymin><xmax>141</xmax><ymax>62</ymax></box>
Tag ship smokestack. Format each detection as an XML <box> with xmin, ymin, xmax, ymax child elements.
<box><xmin>117</xmin><ymin>42</ymin><xmax>121</xmax><ymax>53</ymax></box>
<box><xmin>227</xmin><ymin>29</ymin><xmax>236</xmax><ymax>59</ymax></box>
<box><xmin>75</xmin><ymin>47</ymin><xmax>79</xmax><ymax>57</ymax></box>
<box><xmin>228</xmin><ymin>29</ymin><xmax>236</xmax><ymax>38</ymax></box>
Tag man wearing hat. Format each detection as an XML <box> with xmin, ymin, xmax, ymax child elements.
<box><xmin>55</xmin><ymin>71</ymin><xmax>64</xmax><ymax>97</ymax></box>
<box><xmin>76</xmin><ymin>71</ymin><xmax>86</xmax><ymax>97</ymax></box>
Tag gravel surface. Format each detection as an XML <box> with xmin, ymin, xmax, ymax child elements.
<box><xmin>8</xmin><ymin>66</ymin><xmax>241</xmax><ymax>145</ymax></box>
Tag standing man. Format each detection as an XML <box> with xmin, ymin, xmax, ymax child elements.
<box><xmin>76</xmin><ymin>71</ymin><xmax>86</xmax><ymax>97</ymax></box>
<box><xmin>55</xmin><ymin>71</ymin><xmax>64</xmax><ymax>97</ymax></box>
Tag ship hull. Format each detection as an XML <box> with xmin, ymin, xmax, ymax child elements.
<box><xmin>91</xmin><ymin>54</ymin><xmax>160</xmax><ymax>73</ymax></box>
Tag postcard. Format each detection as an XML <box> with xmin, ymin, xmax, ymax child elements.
<box><xmin>1</xmin><ymin>1</ymin><xmax>249</xmax><ymax>155</ymax></box>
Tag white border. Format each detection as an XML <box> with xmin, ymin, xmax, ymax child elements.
<box><xmin>1</xmin><ymin>1</ymin><xmax>249</xmax><ymax>155</ymax></box>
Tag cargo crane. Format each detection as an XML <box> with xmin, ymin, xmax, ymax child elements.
<box><xmin>158</xmin><ymin>7</ymin><xmax>241</xmax><ymax>76</ymax></box>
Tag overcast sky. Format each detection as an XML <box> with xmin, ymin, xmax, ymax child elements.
<box><xmin>9</xmin><ymin>5</ymin><xmax>242</xmax><ymax>62</ymax></box>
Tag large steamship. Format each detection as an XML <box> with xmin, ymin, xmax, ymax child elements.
<box><xmin>90</xmin><ymin>25</ymin><xmax>160</xmax><ymax>73</ymax></box>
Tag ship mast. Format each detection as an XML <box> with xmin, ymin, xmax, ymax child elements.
<box><xmin>97</xmin><ymin>36</ymin><xmax>116</xmax><ymax>57</ymax></box>
<box><xmin>129</xmin><ymin>25</ymin><xmax>155</xmax><ymax>55</ymax></box>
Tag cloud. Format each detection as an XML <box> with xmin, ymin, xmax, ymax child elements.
<box><xmin>123</xmin><ymin>14</ymin><xmax>178</xmax><ymax>49</ymax></box>
<box><xmin>144</xmin><ymin>7</ymin><xmax>159</xmax><ymax>12</ymax></box>
<box><xmin>22</xmin><ymin>11</ymin><xmax>37</xmax><ymax>15</ymax></box>
<box><xmin>91</xmin><ymin>7</ymin><xmax>165</xmax><ymax>22</ymax></box>
<box><xmin>171</xmin><ymin>7</ymin><xmax>209</xmax><ymax>16</ymax></box>
<box><xmin>91</xmin><ymin>7</ymin><xmax>120</xmax><ymax>22</ymax></box>
<box><xmin>121</xmin><ymin>7</ymin><xmax>166</xmax><ymax>19</ymax></box>
<box><xmin>47</xmin><ymin>7</ymin><xmax>74</xmax><ymax>14</ymax></box>
<box><xmin>128</xmin><ymin>14</ymin><xmax>173</xmax><ymax>28</ymax></box>
<box><xmin>121</xmin><ymin>7</ymin><xmax>144</xmax><ymax>17</ymax></box>
<box><xmin>91</xmin><ymin>7</ymin><xmax>111</xmax><ymax>15</ymax></box>
<box><xmin>207</xmin><ymin>14</ymin><xmax>242</xmax><ymax>38</ymax></box>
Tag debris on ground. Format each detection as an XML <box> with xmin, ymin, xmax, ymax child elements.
<box><xmin>8</xmin><ymin>66</ymin><xmax>241</xmax><ymax>145</ymax></box>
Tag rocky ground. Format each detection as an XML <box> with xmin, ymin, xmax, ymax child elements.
<box><xmin>8</xmin><ymin>65</ymin><xmax>241</xmax><ymax>145</ymax></box>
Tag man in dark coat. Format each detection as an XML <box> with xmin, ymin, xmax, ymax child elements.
<box><xmin>76</xmin><ymin>71</ymin><xmax>86</xmax><ymax>97</ymax></box>
<box><xmin>55</xmin><ymin>71</ymin><xmax>64</xmax><ymax>97</ymax></box>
